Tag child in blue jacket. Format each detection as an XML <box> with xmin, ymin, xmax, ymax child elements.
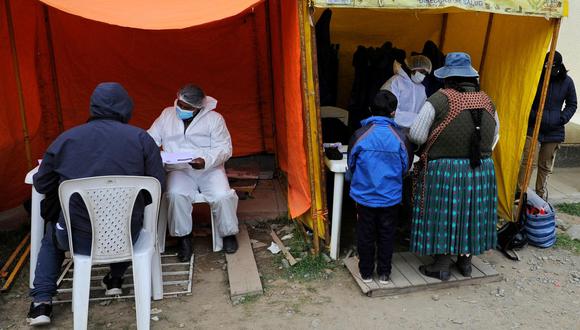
<box><xmin>347</xmin><ymin>90</ymin><xmax>409</xmax><ymax>284</ymax></box>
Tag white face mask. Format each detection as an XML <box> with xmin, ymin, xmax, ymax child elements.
<box><xmin>411</xmin><ymin>72</ymin><xmax>426</xmax><ymax>84</ymax></box>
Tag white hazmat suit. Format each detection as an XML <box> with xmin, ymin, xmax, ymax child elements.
<box><xmin>148</xmin><ymin>96</ymin><xmax>239</xmax><ymax>251</ymax></box>
<box><xmin>380</xmin><ymin>67</ymin><xmax>427</xmax><ymax>128</ymax></box>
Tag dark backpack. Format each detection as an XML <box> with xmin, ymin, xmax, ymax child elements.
<box><xmin>496</xmin><ymin>193</ymin><xmax>528</xmax><ymax>261</ymax></box>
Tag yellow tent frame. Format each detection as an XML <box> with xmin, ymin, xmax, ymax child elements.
<box><xmin>298</xmin><ymin>0</ymin><xmax>567</xmax><ymax>252</ymax></box>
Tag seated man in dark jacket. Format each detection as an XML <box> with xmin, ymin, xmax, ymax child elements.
<box><xmin>27</xmin><ymin>82</ymin><xmax>166</xmax><ymax>326</ymax></box>
<box><xmin>518</xmin><ymin>51</ymin><xmax>577</xmax><ymax>200</ymax></box>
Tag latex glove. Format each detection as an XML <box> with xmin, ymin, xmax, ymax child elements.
<box><xmin>190</xmin><ymin>157</ymin><xmax>205</xmax><ymax>170</ymax></box>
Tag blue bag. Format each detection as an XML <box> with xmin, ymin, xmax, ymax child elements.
<box><xmin>524</xmin><ymin>189</ymin><xmax>556</xmax><ymax>248</ymax></box>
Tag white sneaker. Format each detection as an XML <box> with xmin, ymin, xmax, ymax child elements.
<box><xmin>361</xmin><ymin>275</ymin><xmax>373</xmax><ymax>283</ymax></box>
<box><xmin>379</xmin><ymin>274</ymin><xmax>390</xmax><ymax>285</ymax></box>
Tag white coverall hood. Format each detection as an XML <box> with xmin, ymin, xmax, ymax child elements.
<box><xmin>380</xmin><ymin>69</ymin><xmax>427</xmax><ymax>128</ymax></box>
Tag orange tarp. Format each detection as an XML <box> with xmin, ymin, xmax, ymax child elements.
<box><xmin>0</xmin><ymin>0</ymin><xmax>311</xmax><ymax>218</ymax></box>
<box><xmin>38</xmin><ymin>0</ymin><xmax>263</xmax><ymax>30</ymax></box>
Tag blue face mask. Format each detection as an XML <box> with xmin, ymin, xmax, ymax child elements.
<box><xmin>176</xmin><ymin>105</ymin><xmax>194</xmax><ymax>120</ymax></box>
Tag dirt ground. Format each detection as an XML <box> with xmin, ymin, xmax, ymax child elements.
<box><xmin>1</xmin><ymin>218</ymin><xmax>579</xmax><ymax>330</ymax></box>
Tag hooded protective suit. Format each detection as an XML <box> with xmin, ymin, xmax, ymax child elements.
<box><xmin>380</xmin><ymin>68</ymin><xmax>427</xmax><ymax>128</ymax></box>
<box><xmin>148</xmin><ymin>96</ymin><xmax>239</xmax><ymax>251</ymax></box>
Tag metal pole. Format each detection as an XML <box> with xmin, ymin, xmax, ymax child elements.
<box><xmin>43</xmin><ymin>5</ymin><xmax>65</xmax><ymax>133</ymax></box>
<box><xmin>5</xmin><ymin>0</ymin><xmax>33</xmax><ymax>170</ymax></box>
<box><xmin>479</xmin><ymin>14</ymin><xmax>494</xmax><ymax>75</ymax></box>
<box><xmin>515</xmin><ymin>18</ymin><xmax>562</xmax><ymax>222</ymax></box>
<box><xmin>439</xmin><ymin>13</ymin><xmax>448</xmax><ymax>50</ymax></box>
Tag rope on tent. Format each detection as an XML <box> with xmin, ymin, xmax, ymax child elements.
<box><xmin>43</xmin><ymin>5</ymin><xmax>65</xmax><ymax>134</ymax></box>
<box><xmin>4</xmin><ymin>0</ymin><xmax>33</xmax><ymax>170</ymax></box>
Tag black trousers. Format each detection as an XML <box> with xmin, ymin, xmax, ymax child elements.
<box><xmin>357</xmin><ymin>204</ymin><xmax>399</xmax><ymax>277</ymax></box>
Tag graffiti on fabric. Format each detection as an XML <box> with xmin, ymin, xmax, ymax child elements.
<box><xmin>314</xmin><ymin>0</ymin><xmax>565</xmax><ymax>18</ymax></box>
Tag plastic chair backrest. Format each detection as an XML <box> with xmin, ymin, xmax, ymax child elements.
<box><xmin>59</xmin><ymin>176</ymin><xmax>161</xmax><ymax>264</ymax></box>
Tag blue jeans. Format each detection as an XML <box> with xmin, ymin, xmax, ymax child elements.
<box><xmin>29</xmin><ymin>223</ymin><xmax>131</xmax><ymax>303</ymax></box>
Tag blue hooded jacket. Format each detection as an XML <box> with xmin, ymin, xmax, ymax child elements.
<box><xmin>347</xmin><ymin>116</ymin><xmax>409</xmax><ymax>208</ymax></box>
<box><xmin>33</xmin><ymin>82</ymin><xmax>166</xmax><ymax>250</ymax></box>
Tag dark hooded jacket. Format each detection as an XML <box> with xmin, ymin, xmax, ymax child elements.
<box><xmin>527</xmin><ymin>53</ymin><xmax>577</xmax><ymax>143</ymax></box>
<box><xmin>33</xmin><ymin>82</ymin><xmax>165</xmax><ymax>250</ymax></box>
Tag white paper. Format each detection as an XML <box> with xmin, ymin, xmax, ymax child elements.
<box><xmin>161</xmin><ymin>151</ymin><xmax>200</xmax><ymax>164</ymax></box>
<box><xmin>267</xmin><ymin>242</ymin><xmax>281</xmax><ymax>254</ymax></box>
<box><xmin>281</xmin><ymin>233</ymin><xmax>294</xmax><ymax>241</ymax></box>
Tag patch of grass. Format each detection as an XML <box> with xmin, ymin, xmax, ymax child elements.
<box><xmin>555</xmin><ymin>233</ymin><xmax>580</xmax><ymax>255</ymax></box>
<box><xmin>234</xmin><ymin>294</ymin><xmax>261</xmax><ymax>305</ymax></box>
<box><xmin>287</xmin><ymin>226</ymin><xmax>309</xmax><ymax>255</ymax></box>
<box><xmin>555</xmin><ymin>202</ymin><xmax>580</xmax><ymax>217</ymax></box>
<box><xmin>285</xmin><ymin>254</ymin><xmax>335</xmax><ymax>282</ymax></box>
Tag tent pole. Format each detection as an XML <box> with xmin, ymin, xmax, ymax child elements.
<box><xmin>515</xmin><ymin>18</ymin><xmax>562</xmax><ymax>223</ymax></box>
<box><xmin>43</xmin><ymin>5</ymin><xmax>64</xmax><ymax>134</ymax></box>
<box><xmin>298</xmin><ymin>0</ymin><xmax>320</xmax><ymax>254</ymax></box>
<box><xmin>264</xmin><ymin>0</ymin><xmax>280</xmax><ymax>162</ymax></box>
<box><xmin>299</xmin><ymin>0</ymin><xmax>329</xmax><ymax>254</ymax></box>
<box><xmin>5</xmin><ymin>0</ymin><xmax>33</xmax><ymax>170</ymax></box>
<box><xmin>306</xmin><ymin>5</ymin><xmax>329</xmax><ymax>244</ymax></box>
<box><xmin>250</xmin><ymin>9</ymin><xmax>267</xmax><ymax>152</ymax></box>
<box><xmin>478</xmin><ymin>14</ymin><xmax>494</xmax><ymax>74</ymax></box>
<box><xmin>439</xmin><ymin>13</ymin><xmax>448</xmax><ymax>50</ymax></box>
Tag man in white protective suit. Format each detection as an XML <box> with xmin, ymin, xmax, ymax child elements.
<box><xmin>148</xmin><ymin>84</ymin><xmax>239</xmax><ymax>261</ymax></box>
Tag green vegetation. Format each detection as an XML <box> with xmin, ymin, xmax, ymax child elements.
<box><xmin>555</xmin><ymin>203</ymin><xmax>580</xmax><ymax>217</ymax></box>
<box><xmin>269</xmin><ymin>223</ymin><xmax>337</xmax><ymax>282</ymax></box>
<box><xmin>285</xmin><ymin>254</ymin><xmax>335</xmax><ymax>281</ymax></box>
<box><xmin>555</xmin><ymin>233</ymin><xmax>580</xmax><ymax>255</ymax></box>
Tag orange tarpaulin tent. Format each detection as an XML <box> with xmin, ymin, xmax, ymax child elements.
<box><xmin>0</xmin><ymin>0</ymin><xmax>315</xmax><ymax>225</ymax></box>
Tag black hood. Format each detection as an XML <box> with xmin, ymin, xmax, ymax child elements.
<box><xmin>89</xmin><ymin>82</ymin><xmax>134</xmax><ymax>123</ymax></box>
<box><xmin>544</xmin><ymin>51</ymin><xmax>568</xmax><ymax>81</ymax></box>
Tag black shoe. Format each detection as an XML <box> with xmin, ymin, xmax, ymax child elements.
<box><xmin>456</xmin><ymin>255</ymin><xmax>473</xmax><ymax>277</ymax></box>
<box><xmin>177</xmin><ymin>235</ymin><xmax>193</xmax><ymax>262</ymax></box>
<box><xmin>101</xmin><ymin>273</ymin><xmax>124</xmax><ymax>296</ymax></box>
<box><xmin>378</xmin><ymin>274</ymin><xmax>390</xmax><ymax>285</ymax></box>
<box><xmin>419</xmin><ymin>254</ymin><xmax>452</xmax><ymax>281</ymax></box>
<box><xmin>361</xmin><ymin>274</ymin><xmax>373</xmax><ymax>283</ymax></box>
<box><xmin>223</xmin><ymin>235</ymin><xmax>238</xmax><ymax>254</ymax></box>
<box><xmin>27</xmin><ymin>302</ymin><xmax>52</xmax><ymax>326</ymax></box>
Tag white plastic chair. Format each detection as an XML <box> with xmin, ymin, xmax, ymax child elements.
<box><xmin>58</xmin><ymin>176</ymin><xmax>163</xmax><ymax>330</ymax></box>
<box><xmin>157</xmin><ymin>192</ymin><xmax>221</xmax><ymax>253</ymax></box>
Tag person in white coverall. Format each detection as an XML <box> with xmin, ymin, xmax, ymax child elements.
<box><xmin>381</xmin><ymin>55</ymin><xmax>433</xmax><ymax>129</ymax></box>
<box><xmin>148</xmin><ymin>84</ymin><xmax>239</xmax><ymax>261</ymax></box>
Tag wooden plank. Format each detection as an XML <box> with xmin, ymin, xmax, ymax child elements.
<box><xmin>343</xmin><ymin>257</ymin><xmax>379</xmax><ymax>294</ymax></box>
<box><xmin>385</xmin><ymin>258</ymin><xmax>412</xmax><ymax>289</ymax></box>
<box><xmin>270</xmin><ymin>229</ymin><xmax>297</xmax><ymax>266</ymax></box>
<box><xmin>369</xmin><ymin>272</ymin><xmax>503</xmax><ymax>298</ymax></box>
<box><xmin>392</xmin><ymin>254</ymin><xmax>428</xmax><ymax>287</ymax></box>
<box><xmin>225</xmin><ymin>224</ymin><xmax>264</xmax><ymax>299</ymax></box>
<box><xmin>450</xmin><ymin>256</ymin><xmax>485</xmax><ymax>279</ymax></box>
<box><xmin>471</xmin><ymin>256</ymin><xmax>499</xmax><ymax>277</ymax></box>
<box><xmin>345</xmin><ymin>254</ymin><xmax>502</xmax><ymax>298</ymax></box>
<box><xmin>399</xmin><ymin>252</ymin><xmax>441</xmax><ymax>284</ymax></box>
<box><xmin>416</xmin><ymin>255</ymin><xmax>459</xmax><ymax>281</ymax></box>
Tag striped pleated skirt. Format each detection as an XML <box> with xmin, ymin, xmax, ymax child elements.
<box><xmin>410</xmin><ymin>158</ymin><xmax>497</xmax><ymax>256</ymax></box>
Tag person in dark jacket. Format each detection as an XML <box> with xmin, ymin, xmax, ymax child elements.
<box><xmin>518</xmin><ymin>51</ymin><xmax>577</xmax><ymax>200</ymax></box>
<box><xmin>27</xmin><ymin>82</ymin><xmax>166</xmax><ymax>326</ymax></box>
<box><xmin>347</xmin><ymin>90</ymin><xmax>409</xmax><ymax>284</ymax></box>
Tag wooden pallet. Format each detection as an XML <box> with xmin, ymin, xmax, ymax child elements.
<box><xmin>53</xmin><ymin>253</ymin><xmax>194</xmax><ymax>303</ymax></box>
<box><xmin>345</xmin><ymin>252</ymin><xmax>501</xmax><ymax>297</ymax></box>
<box><xmin>225</xmin><ymin>224</ymin><xmax>263</xmax><ymax>301</ymax></box>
